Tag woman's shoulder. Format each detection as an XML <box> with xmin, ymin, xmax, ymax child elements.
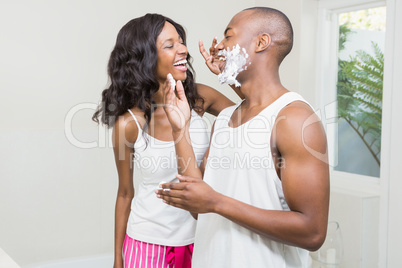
<box><xmin>113</xmin><ymin>108</ymin><xmax>145</xmax><ymax>144</ymax></box>
<box><xmin>127</xmin><ymin>107</ymin><xmax>146</xmax><ymax>122</ymax></box>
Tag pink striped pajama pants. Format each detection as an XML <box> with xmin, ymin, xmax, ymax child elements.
<box><xmin>123</xmin><ymin>234</ymin><xmax>193</xmax><ymax>268</ymax></box>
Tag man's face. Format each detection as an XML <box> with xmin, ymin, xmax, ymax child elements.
<box><xmin>215</xmin><ymin>10</ymin><xmax>255</xmax><ymax>81</ymax></box>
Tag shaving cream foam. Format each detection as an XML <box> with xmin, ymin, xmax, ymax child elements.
<box><xmin>167</xmin><ymin>73</ymin><xmax>176</xmax><ymax>89</ymax></box>
<box><xmin>217</xmin><ymin>44</ymin><xmax>250</xmax><ymax>87</ymax></box>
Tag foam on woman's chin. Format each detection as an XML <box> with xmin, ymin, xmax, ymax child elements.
<box><xmin>217</xmin><ymin>44</ymin><xmax>250</xmax><ymax>87</ymax></box>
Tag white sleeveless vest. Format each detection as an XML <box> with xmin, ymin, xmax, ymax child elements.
<box><xmin>192</xmin><ymin>92</ymin><xmax>310</xmax><ymax>268</ymax></box>
<box><xmin>126</xmin><ymin>110</ymin><xmax>209</xmax><ymax>246</ymax></box>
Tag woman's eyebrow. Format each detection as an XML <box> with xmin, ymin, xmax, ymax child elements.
<box><xmin>162</xmin><ymin>36</ymin><xmax>183</xmax><ymax>45</ymax></box>
<box><xmin>163</xmin><ymin>38</ymin><xmax>173</xmax><ymax>43</ymax></box>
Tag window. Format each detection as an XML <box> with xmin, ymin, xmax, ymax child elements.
<box><xmin>316</xmin><ymin>1</ymin><xmax>399</xmax><ymax>267</ymax></box>
<box><xmin>335</xmin><ymin>7</ymin><xmax>386</xmax><ymax>177</ymax></box>
<box><xmin>317</xmin><ymin>1</ymin><xmax>386</xmax><ymax>181</ymax></box>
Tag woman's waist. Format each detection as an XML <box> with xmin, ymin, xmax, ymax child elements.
<box><xmin>127</xmin><ymin>204</ymin><xmax>196</xmax><ymax>245</ymax></box>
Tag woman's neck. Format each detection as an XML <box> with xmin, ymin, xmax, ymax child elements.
<box><xmin>153</xmin><ymin>84</ymin><xmax>165</xmax><ymax>105</ymax></box>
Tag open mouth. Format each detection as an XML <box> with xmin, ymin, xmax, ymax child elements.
<box><xmin>173</xmin><ymin>59</ymin><xmax>188</xmax><ymax>72</ymax></box>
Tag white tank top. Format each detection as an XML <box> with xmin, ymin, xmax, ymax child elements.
<box><xmin>192</xmin><ymin>92</ymin><xmax>310</xmax><ymax>267</ymax></box>
<box><xmin>126</xmin><ymin>110</ymin><xmax>209</xmax><ymax>246</ymax></box>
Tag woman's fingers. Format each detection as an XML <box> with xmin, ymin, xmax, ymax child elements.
<box><xmin>163</xmin><ymin>74</ymin><xmax>177</xmax><ymax>105</ymax></box>
<box><xmin>210</xmin><ymin>36</ymin><xmax>217</xmax><ymax>56</ymax></box>
<box><xmin>164</xmin><ymin>85</ymin><xmax>174</xmax><ymax>108</ymax></box>
<box><xmin>199</xmin><ymin>39</ymin><xmax>210</xmax><ymax>61</ymax></box>
<box><xmin>175</xmin><ymin>80</ymin><xmax>187</xmax><ymax>102</ymax></box>
<box><xmin>199</xmin><ymin>38</ymin><xmax>221</xmax><ymax>75</ymax></box>
<box><xmin>167</xmin><ymin>73</ymin><xmax>176</xmax><ymax>90</ymax></box>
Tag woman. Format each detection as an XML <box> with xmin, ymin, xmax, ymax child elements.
<box><xmin>92</xmin><ymin>13</ymin><xmax>234</xmax><ymax>268</ymax></box>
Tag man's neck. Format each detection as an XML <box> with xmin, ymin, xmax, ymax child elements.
<box><xmin>238</xmin><ymin>70</ymin><xmax>288</xmax><ymax>109</ymax></box>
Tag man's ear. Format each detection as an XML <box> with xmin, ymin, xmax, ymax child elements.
<box><xmin>256</xmin><ymin>33</ymin><xmax>271</xmax><ymax>52</ymax></box>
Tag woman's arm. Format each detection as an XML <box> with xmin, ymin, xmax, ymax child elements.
<box><xmin>196</xmin><ymin>83</ymin><xmax>234</xmax><ymax>117</ymax></box>
<box><xmin>112</xmin><ymin>113</ymin><xmax>138</xmax><ymax>268</ymax></box>
<box><xmin>163</xmin><ymin>79</ymin><xmax>202</xmax><ymax>178</ymax></box>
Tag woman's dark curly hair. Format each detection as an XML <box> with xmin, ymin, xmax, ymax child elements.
<box><xmin>92</xmin><ymin>13</ymin><xmax>203</xmax><ymax>129</ymax></box>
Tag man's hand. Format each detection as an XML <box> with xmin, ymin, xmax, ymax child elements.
<box><xmin>199</xmin><ymin>38</ymin><xmax>222</xmax><ymax>75</ymax></box>
<box><xmin>162</xmin><ymin>75</ymin><xmax>191</xmax><ymax>134</ymax></box>
<box><xmin>155</xmin><ymin>174</ymin><xmax>221</xmax><ymax>214</ymax></box>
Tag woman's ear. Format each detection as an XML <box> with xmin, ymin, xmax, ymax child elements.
<box><xmin>256</xmin><ymin>33</ymin><xmax>271</xmax><ymax>52</ymax></box>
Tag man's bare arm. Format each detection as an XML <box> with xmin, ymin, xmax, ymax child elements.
<box><xmin>157</xmin><ymin>103</ymin><xmax>330</xmax><ymax>251</ymax></box>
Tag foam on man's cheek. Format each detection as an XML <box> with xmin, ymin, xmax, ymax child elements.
<box><xmin>217</xmin><ymin>44</ymin><xmax>250</xmax><ymax>87</ymax></box>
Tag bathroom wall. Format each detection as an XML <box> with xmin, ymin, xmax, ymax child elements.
<box><xmin>255</xmin><ymin>0</ymin><xmax>319</xmax><ymax>106</ymax></box>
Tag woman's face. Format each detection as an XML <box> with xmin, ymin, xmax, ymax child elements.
<box><xmin>156</xmin><ymin>22</ymin><xmax>188</xmax><ymax>84</ymax></box>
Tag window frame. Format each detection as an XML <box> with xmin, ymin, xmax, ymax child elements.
<box><xmin>316</xmin><ymin>0</ymin><xmax>388</xmax><ymax>195</ymax></box>
<box><xmin>316</xmin><ymin>1</ymin><xmax>399</xmax><ymax>266</ymax></box>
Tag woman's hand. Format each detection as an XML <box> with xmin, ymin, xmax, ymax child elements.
<box><xmin>162</xmin><ymin>74</ymin><xmax>191</xmax><ymax>134</ymax></box>
<box><xmin>199</xmin><ymin>38</ymin><xmax>222</xmax><ymax>75</ymax></box>
<box><xmin>199</xmin><ymin>38</ymin><xmax>245</xmax><ymax>99</ymax></box>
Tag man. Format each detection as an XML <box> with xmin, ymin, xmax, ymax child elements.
<box><xmin>157</xmin><ymin>7</ymin><xmax>329</xmax><ymax>267</ymax></box>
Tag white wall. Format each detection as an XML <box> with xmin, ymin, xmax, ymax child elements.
<box><xmin>254</xmin><ymin>0</ymin><xmax>319</xmax><ymax>106</ymax></box>
<box><xmin>0</xmin><ymin>0</ymin><xmax>253</xmax><ymax>266</ymax></box>
<box><xmin>381</xmin><ymin>0</ymin><xmax>402</xmax><ymax>266</ymax></box>
<box><xmin>255</xmin><ymin>0</ymin><xmax>303</xmax><ymax>95</ymax></box>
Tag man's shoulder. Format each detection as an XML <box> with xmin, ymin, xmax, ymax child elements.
<box><xmin>274</xmin><ymin>99</ymin><xmax>325</xmax><ymax>155</ymax></box>
<box><xmin>278</xmin><ymin>100</ymin><xmax>315</xmax><ymax>120</ymax></box>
